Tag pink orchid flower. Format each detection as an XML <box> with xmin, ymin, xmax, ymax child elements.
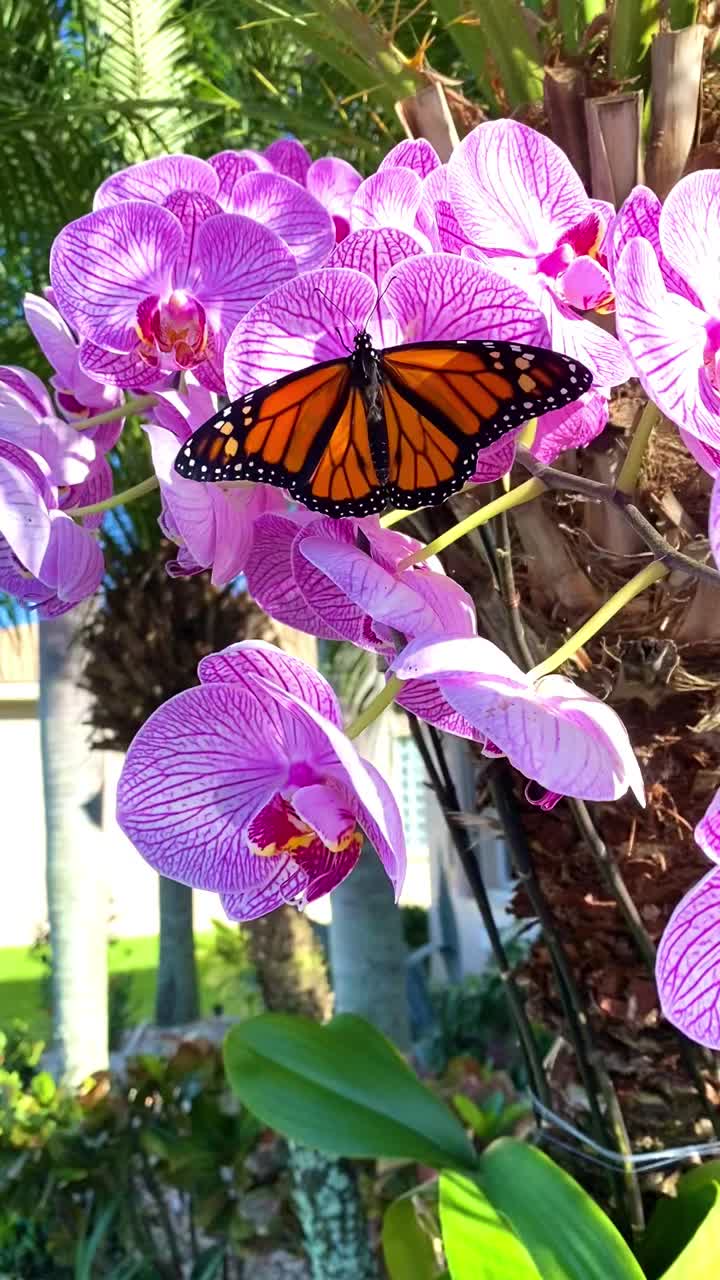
<box><xmin>614</xmin><ymin>173</ymin><xmax>720</xmax><ymax>462</ymax></box>
<box><xmin>0</xmin><ymin>439</ymin><xmax>104</xmax><ymax>616</ymax></box>
<box><xmin>23</xmin><ymin>292</ymin><xmax>124</xmax><ymax>449</ymax></box>
<box><xmin>49</xmin><ymin>150</ymin><xmax>331</xmax><ymax>390</ymax></box>
<box><xmin>145</xmin><ymin>379</ymin><xmax>285</xmax><ymax>586</ymax></box>
<box><xmin>117</xmin><ymin>641</ymin><xmax>406</xmax><ymax>920</ymax></box>
<box><xmin>390</xmin><ymin>635</ymin><xmax>645</xmax><ymax>806</ymax></box>
<box><xmin>447</xmin><ymin>120</ymin><xmax>630</xmax><ymax>390</ymax></box>
<box><xmin>245</xmin><ymin>510</ymin><xmax>476</xmax><ymax>652</ymax></box>
<box><xmin>656</xmin><ymin>787</ymin><xmax>720</xmax><ymax>1049</ymax></box>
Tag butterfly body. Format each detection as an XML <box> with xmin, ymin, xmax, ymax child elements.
<box><xmin>175</xmin><ymin>333</ymin><xmax>592</xmax><ymax>518</ymax></box>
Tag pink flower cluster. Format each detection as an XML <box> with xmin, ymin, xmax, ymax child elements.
<box><xmin>10</xmin><ymin>119</ymin><xmax>720</xmax><ymax>1022</ymax></box>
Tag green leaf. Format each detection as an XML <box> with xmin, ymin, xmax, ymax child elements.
<box><xmin>440</xmin><ymin>1171</ymin><xmax>540</xmax><ymax>1280</ymax></box>
<box><xmin>190</xmin><ymin>1244</ymin><xmax>226</xmax><ymax>1280</ymax></box>
<box><xmin>639</xmin><ymin>1185</ymin><xmax>719</xmax><ymax>1280</ymax></box>
<box><xmin>30</xmin><ymin>1071</ymin><xmax>56</xmax><ymax>1105</ymax></box>
<box><xmin>383</xmin><ymin>1195</ymin><xmax>436</xmax><ymax>1280</ymax></box>
<box><xmin>224</xmin><ymin>1014</ymin><xmax>476</xmax><ymax>1170</ymax></box>
<box><xmin>660</xmin><ymin>1185</ymin><xmax>720</xmax><ymax>1280</ymax></box>
<box><xmin>478</xmin><ymin>1140</ymin><xmax>646</xmax><ymax>1280</ymax></box>
<box><xmin>464</xmin><ymin>0</ymin><xmax>544</xmax><ymax>109</ymax></box>
<box><xmin>609</xmin><ymin>0</ymin><xmax>660</xmax><ymax>84</ymax></box>
<box><xmin>558</xmin><ymin>0</ymin><xmax>605</xmax><ymax>53</ymax></box>
<box><xmin>676</xmin><ymin>1160</ymin><xmax>720</xmax><ymax>1200</ymax></box>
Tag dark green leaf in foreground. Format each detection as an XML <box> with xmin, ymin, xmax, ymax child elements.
<box><xmin>224</xmin><ymin>1014</ymin><xmax>476</xmax><ymax>1170</ymax></box>
<box><xmin>478</xmin><ymin>1139</ymin><xmax>646</xmax><ymax>1280</ymax></box>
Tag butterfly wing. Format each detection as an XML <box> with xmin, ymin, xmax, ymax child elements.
<box><xmin>175</xmin><ymin>358</ymin><xmax>352</xmax><ymax>490</ymax></box>
<box><xmin>380</xmin><ymin>340</ymin><xmax>592</xmax><ymax>508</ymax></box>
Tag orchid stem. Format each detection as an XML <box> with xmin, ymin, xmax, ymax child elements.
<box><xmin>399</xmin><ymin>478</ymin><xmax>545</xmax><ymax>569</ymax></box>
<box><xmin>345</xmin><ymin>675</ymin><xmax>404</xmax><ymax>740</ymax></box>
<box><xmin>615</xmin><ymin>401</ymin><xmax>661</xmax><ymax>495</ymax></box>
<box><xmin>527</xmin><ymin>561</ymin><xmax>669</xmax><ymax>680</ymax></box>
<box><xmin>70</xmin><ymin>475</ymin><xmax>159</xmax><ymax>519</ymax></box>
<box><xmin>71</xmin><ymin>394</ymin><xmax>158</xmax><ymax>430</ymax></box>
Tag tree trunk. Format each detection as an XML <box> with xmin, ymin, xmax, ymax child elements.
<box><xmin>39</xmin><ymin>613</ymin><xmax>108</xmax><ymax>1084</ymax></box>
<box><xmin>330</xmin><ymin>713</ymin><xmax>410</xmax><ymax>1050</ymax></box>
<box><xmin>247</xmin><ymin>907</ymin><xmax>380</xmax><ymax>1280</ymax></box>
<box><xmin>154</xmin><ymin>878</ymin><xmax>199</xmax><ymax>1025</ymax></box>
<box><xmin>330</xmin><ymin>843</ymin><xmax>410</xmax><ymax>1050</ymax></box>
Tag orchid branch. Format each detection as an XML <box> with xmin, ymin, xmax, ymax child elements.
<box><xmin>516</xmin><ymin>447</ymin><xmax>720</xmax><ymax>588</ymax></box>
<box><xmin>527</xmin><ymin>562</ymin><xmax>669</xmax><ymax>680</ymax></box>
<box><xmin>70</xmin><ymin>394</ymin><xmax>158</xmax><ymax>430</ymax></box>
<box><xmin>615</xmin><ymin>402</ymin><xmax>661</xmax><ymax>494</ymax></box>
<box><xmin>345</xmin><ymin>674</ymin><xmax>404</xmax><ymax>740</ymax></box>
<box><xmin>398</xmin><ymin>478</ymin><xmax>545</xmax><ymax>569</ymax></box>
<box><xmin>70</xmin><ymin>475</ymin><xmax>159</xmax><ymax>519</ymax></box>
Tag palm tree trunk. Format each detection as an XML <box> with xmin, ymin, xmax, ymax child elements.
<box><xmin>329</xmin><ymin>714</ymin><xmax>410</xmax><ymax>1050</ymax></box>
<box><xmin>155</xmin><ymin>878</ymin><xmax>199</xmax><ymax>1025</ymax></box>
<box><xmin>39</xmin><ymin>613</ymin><xmax>108</xmax><ymax>1084</ymax></box>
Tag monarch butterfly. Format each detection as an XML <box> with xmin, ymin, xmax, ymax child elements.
<box><xmin>174</xmin><ymin>333</ymin><xmax>592</xmax><ymax>518</ymax></box>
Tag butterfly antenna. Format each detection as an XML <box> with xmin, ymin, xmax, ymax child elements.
<box><xmin>314</xmin><ymin>285</ymin><xmax>354</xmax><ymax>328</ymax></box>
<box><xmin>362</xmin><ymin>273</ymin><xmax>396</xmax><ymax>332</ymax></box>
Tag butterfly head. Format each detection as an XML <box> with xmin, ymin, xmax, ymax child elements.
<box><xmin>353</xmin><ymin>330</ymin><xmax>374</xmax><ymax>353</ymax></box>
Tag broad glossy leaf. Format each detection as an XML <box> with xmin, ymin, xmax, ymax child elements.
<box><xmin>639</xmin><ymin>1186</ymin><xmax>716</xmax><ymax>1279</ymax></box>
<box><xmin>478</xmin><ymin>1140</ymin><xmax>645</xmax><ymax>1280</ymax></box>
<box><xmin>224</xmin><ymin>1014</ymin><xmax>475</xmax><ymax>1170</ymax></box>
<box><xmin>440</xmin><ymin>1171</ymin><xmax>539</xmax><ymax>1280</ymax></box>
<box><xmin>383</xmin><ymin>1195</ymin><xmax>436</xmax><ymax>1280</ymax></box>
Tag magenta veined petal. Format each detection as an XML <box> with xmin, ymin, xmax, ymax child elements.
<box><xmin>230</xmin><ymin>172</ymin><xmax>334</xmax><ymax>271</ymax></box>
<box><xmin>220</xmin><ymin>837</ymin><xmax>361</xmax><ymax>921</ymax></box>
<box><xmin>264</xmin><ymin>138</ymin><xmax>312</xmax><ymax>185</ymax></box>
<box><xmin>383</xmin><ymin>252</ymin><xmax>548</xmax><ymax>346</ymax></box>
<box><xmin>696</xmin><ymin>787</ymin><xmax>720</xmax><ymax>864</ymax></box>
<box><xmin>657</xmin><ymin>868</ymin><xmax>720</xmax><ymax>1049</ymax></box>
<box><xmin>50</xmin><ymin>202</ymin><xmax>181</xmax><ymax>352</ymax></box>
<box><xmin>208</xmin><ymin>149</ymin><xmax>273</xmax><ymax>207</ymax></box>
<box><xmin>244</xmin><ymin>513</ymin><xmax>347</xmax><ymax>642</ymax></box>
<box><xmin>94</xmin><ymin>154</ymin><xmax>219</xmax><ymax>209</ymax></box>
<box><xmin>448</xmin><ymin>119</ymin><xmax>589</xmax><ymax>257</ymax></box>
<box><xmin>193</xmin><ymin>213</ymin><xmax>297</xmax><ymax>346</ymax></box>
<box><xmin>379</xmin><ymin>138</ymin><xmax>441</xmax><ymax>178</ymax></box>
<box><xmin>197</xmin><ymin>639</ymin><xmax>344</xmax><ymax>730</ymax></box>
<box><xmin>659</xmin><ymin>170</ymin><xmax>720</xmax><ymax>315</ymax></box>
<box><xmin>224</xmin><ymin>267</ymin><xmax>377</xmax><ymax>399</ymax></box>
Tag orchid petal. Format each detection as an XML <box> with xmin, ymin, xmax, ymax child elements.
<box><xmin>51</xmin><ymin>203</ymin><xmax>181</xmax><ymax>352</ymax></box>
<box><xmin>540</xmin><ymin>288</ymin><xmax>630</xmax><ymax>386</ymax></box>
<box><xmin>471</xmin><ymin>432</ymin><xmax>519</xmax><ymax>483</ymax></box>
<box><xmin>392</xmin><ymin>636</ymin><xmax>644</xmax><ymax>802</ymax></box>
<box><xmin>384</xmin><ymin>252</ymin><xmax>548</xmax><ymax>345</ymax></box>
<box><xmin>532</xmin><ymin>389</ymin><xmax>609</xmax><ymax>463</ymax></box>
<box><xmin>448</xmin><ymin>120</ymin><xmax>589</xmax><ymax>256</ymax></box>
<box><xmin>0</xmin><ymin>447</ymin><xmax>52</xmax><ymax>576</ymax></box>
<box><xmin>198</xmin><ymin>638</ymin><xmax>344</xmax><ymax>729</ymax></box>
<box><xmin>561</xmin><ymin>256</ymin><xmax>614</xmax><ymax>312</ymax></box>
<box><xmin>193</xmin><ymin>213</ymin><xmax>297</xmax><ymax>345</ymax></box>
<box><xmin>615</xmin><ymin>238</ymin><xmax>720</xmax><ymax>446</ymax></box>
<box><xmin>264</xmin><ymin>139</ymin><xmax>312</xmax><ymax>185</ymax></box>
<box><xmin>116</xmin><ymin>683</ymin><xmax>288</xmax><ymax>891</ymax></box>
<box><xmin>696</xmin><ymin>787</ymin><xmax>720</xmax><ymax>863</ymax></box>
<box><xmin>307</xmin><ymin>156</ymin><xmax>363</xmax><ymax>218</ymax></box>
<box><xmin>328</xmin><ymin>228</ymin><xmax>421</xmax><ymax>345</ymax></box>
<box><xmin>351</xmin><ymin>168</ymin><xmax>425</xmax><ymax>241</ymax></box>
<box><xmin>94</xmin><ymin>155</ymin><xmax>219</xmax><ymax>208</ymax></box>
<box><xmin>40</xmin><ymin>510</ymin><xmax>104</xmax><ymax>603</ymax></box>
<box><xmin>78</xmin><ymin>340</ymin><xmax>165</xmax><ymax>389</ymax></box>
<box><xmin>660</xmin><ymin>171</ymin><xmax>720</xmax><ymax>314</ymax></box>
<box><xmin>379</xmin><ymin>139</ymin><xmax>441</xmax><ymax>178</ymax></box>
<box><xmin>610</xmin><ymin>185</ymin><xmax>700</xmax><ymax>305</ymax></box>
<box><xmin>656</xmin><ymin>868</ymin><xmax>720</xmax><ymax>1049</ymax></box>
<box><xmin>209</xmin><ymin>149</ymin><xmax>272</xmax><ymax>207</ymax></box>
<box><xmin>244</xmin><ymin>512</ymin><xmax>345</xmax><ymax>640</ymax></box>
<box><xmin>162</xmin><ymin>190</ymin><xmax>222</xmax><ymax>288</ymax></box>
<box><xmin>23</xmin><ymin>293</ymin><xmax>77</xmax><ymax>382</ymax></box>
<box><xmin>293</xmin><ymin>782</ymin><xmax>357</xmax><ymax>850</ymax></box>
<box><xmin>230</xmin><ymin>172</ymin><xmax>334</xmax><ymax>271</ymax></box>
<box><xmin>224</xmin><ymin>268</ymin><xmax>376</xmax><ymax>399</ymax></box>
<box><xmin>0</xmin><ymin>366</ymin><xmax>53</xmax><ymax>419</ymax></box>
<box><xmin>221</xmin><ymin>839</ymin><xmax>360</xmax><ymax>921</ymax></box>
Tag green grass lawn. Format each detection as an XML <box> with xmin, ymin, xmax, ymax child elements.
<box><xmin>0</xmin><ymin>933</ymin><xmax>249</xmax><ymax>1043</ymax></box>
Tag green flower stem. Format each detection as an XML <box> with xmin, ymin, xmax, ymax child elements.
<box><xmin>615</xmin><ymin>401</ymin><xmax>661</xmax><ymax>495</ymax></box>
<box><xmin>70</xmin><ymin>475</ymin><xmax>159</xmax><ymax>519</ymax></box>
<box><xmin>399</xmin><ymin>478</ymin><xmax>545</xmax><ymax>569</ymax></box>
<box><xmin>345</xmin><ymin>675</ymin><xmax>404</xmax><ymax>741</ymax></box>
<box><xmin>71</xmin><ymin>394</ymin><xmax>158</xmax><ymax>430</ymax></box>
<box><xmin>527</xmin><ymin>561</ymin><xmax>669</xmax><ymax>681</ymax></box>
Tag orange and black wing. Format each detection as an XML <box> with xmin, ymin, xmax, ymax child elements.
<box><xmin>379</xmin><ymin>340</ymin><xmax>592</xmax><ymax>509</ymax></box>
<box><xmin>174</xmin><ymin>357</ymin><xmax>385</xmax><ymax>518</ymax></box>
